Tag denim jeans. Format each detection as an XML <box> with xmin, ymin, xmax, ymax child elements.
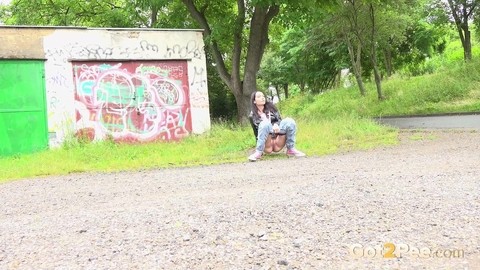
<box><xmin>256</xmin><ymin>117</ymin><xmax>297</xmax><ymax>152</ymax></box>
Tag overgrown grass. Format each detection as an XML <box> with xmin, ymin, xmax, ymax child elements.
<box><xmin>282</xmin><ymin>59</ymin><xmax>480</xmax><ymax>119</ymax></box>
<box><xmin>0</xmin><ymin>117</ymin><xmax>397</xmax><ymax>183</ymax></box>
<box><xmin>0</xmin><ymin>123</ymin><xmax>250</xmax><ymax>182</ymax></box>
<box><xmin>3</xmin><ymin>58</ymin><xmax>480</xmax><ymax>183</ymax></box>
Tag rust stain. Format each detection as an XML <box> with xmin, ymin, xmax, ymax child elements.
<box><xmin>128</xmin><ymin>31</ymin><xmax>140</xmax><ymax>38</ymax></box>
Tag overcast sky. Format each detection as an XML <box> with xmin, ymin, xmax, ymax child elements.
<box><xmin>0</xmin><ymin>0</ymin><xmax>11</xmax><ymax>5</ymax></box>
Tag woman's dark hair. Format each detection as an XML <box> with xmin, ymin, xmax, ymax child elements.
<box><xmin>250</xmin><ymin>91</ymin><xmax>278</xmax><ymax>120</ymax></box>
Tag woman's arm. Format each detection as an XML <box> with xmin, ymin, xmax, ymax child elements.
<box><xmin>270</xmin><ymin>110</ymin><xmax>282</xmax><ymax>133</ymax></box>
<box><xmin>248</xmin><ymin>112</ymin><xmax>259</xmax><ymax>140</ymax></box>
<box><xmin>270</xmin><ymin>110</ymin><xmax>282</xmax><ymax>124</ymax></box>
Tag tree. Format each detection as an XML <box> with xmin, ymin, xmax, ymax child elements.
<box><xmin>394</xmin><ymin>21</ymin><xmax>449</xmax><ymax>75</ymax></box>
<box><xmin>180</xmin><ymin>0</ymin><xmax>281</xmax><ymax>122</ymax></box>
<box><xmin>429</xmin><ymin>0</ymin><xmax>479</xmax><ymax>61</ymax></box>
<box><xmin>446</xmin><ymin>0</ymin><xmax>478</xmax><ymax>61</ymax></box>
<box><xmin>337</xmin><ymin>0</ymin><xmax>369</xmax><ymax>96</ymax></box>
<box><xmin>258</xmin><ymin>51</ymin><xmax>289</xmax><ymax>99</ymax></box>
<box><xmin>1</xmin><ymin>0</ymin><xmax>135</xmax><ymax>27</ymax></box>
<box><xmin>260</xmin><ymin>26</ymin><xmax>341</xmax><ymax>95</ymax></box>
<box><xmin>311</xmin><ymin>0</ymin><xmax>416</xmax><ymax>99</ymax></box>
<box><xmin>345</xmin><ymin>0</ymin><xmax>413</xmax><ymax>99</ymax></box>
<box><xmin>132</xmin><ymin>0</ymin><xmax>194</xmax><ymax>28</ymax></box>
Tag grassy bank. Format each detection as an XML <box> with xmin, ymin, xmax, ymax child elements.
<box><xmin>282</xmin><ymin>59</ymin><xmax>480</xmax><ymax>119</ymax></box>
<box><xmin>0</xmin><ymin>117</ymin><xmax>397</xmax><ymax>183</ymax></box>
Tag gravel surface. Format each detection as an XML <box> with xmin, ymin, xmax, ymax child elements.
<box><xmin>1</xmin><ymin>130</ymin><xmax>479</xmax><ymax>270</ymax></box>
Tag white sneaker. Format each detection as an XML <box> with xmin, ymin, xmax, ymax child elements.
<box><xmin>286</xmin><ymin>148</ymin><xmax>306</xmax><ymax>157</ymax></box>
<box><xmin>248</xmin><ymin>151</ymin><xmax>263</xmax><ymax>162</ymax></box>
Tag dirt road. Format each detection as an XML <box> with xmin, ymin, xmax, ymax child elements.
<box><xmin>1</xmin><ymin>130</ymin><xmax>479</xmax><ymax>269</ymax></box>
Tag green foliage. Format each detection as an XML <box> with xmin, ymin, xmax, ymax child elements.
<box><xmin>395</xmin><ymin>21</ymin><xmax>451</xmax><ymax>76</ymax></box>
<box><xmin>61</xmin><ymin>133</ymin><xmax>92</xmax><ymax>150</ymax></box>
<box><xmin>128</xmin><ymin>0</ymin><xmax>193</xmax><ymax>28</ymax></box>
<box><xmin>205</xmin><ymin>49</ymin><xmax>237</xmax><ymax>120</ymax></box>
<box><xmin>2</xmin><ymin>0</ymin><xmax>137</xmax><ymax>27</ymax></box>
<box><xmin>282</xmin><ymin>58</ymin><xmax>480</xmax><ymax>119</ymax></box>
<box><xmin>399</xmin><ymin>28</ymin><xmax>479</xmax><ymax>76</ymax></box>
<box><xmin>258</xmin><ymin>51</ymin><xmax>286</xmax><ymax>89</ymax></box>
<box><xmin>260</xmin><ymin>25</ymin><xmax>341</xmax><ymax>94</ymax></box>
<box><xmin>1</xmin><ymin>0</ymin><xmax>194</xmax><ymax>28</ymax></box>
<box><xmin>262</xmin><ymin>0</ymin><xmax>430</xmax><ymax>95</ymax></box>
<box><xmin>208</xmin><ymin>71</ymin><xmax>237</xmax><ymax>120</ymax></box>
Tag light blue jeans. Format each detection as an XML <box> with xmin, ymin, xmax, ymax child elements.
<box><xmin>256</xmin><ymin>117</ymin><xmax>297</xmax><ymax>152</ymax></box>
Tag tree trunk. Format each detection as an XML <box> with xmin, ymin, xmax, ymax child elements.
<box><xmin>369</xmin><ymin>3</ymin><xmax>383</xmax><ymax>100</ymax></box>
<box><xmin>283</xmin><ymin>83</ymin><xmax>289</xmax><ymax>99</ymax></box>
<box><xmin>447</xmin><ymin>0</ymin><xmax>474</xmax><ymax>61</ymax></box>
<box><xmin>372</xmin><ymin>54</ymin><xmax>384</xmax><ymax>100</ymax></box>
<box><xmin>383</xmin><ymin>48</ymin><xmax>393</xmax><ymax>77</ymax></box>
<box><xmin>276</xmin><ymin>86</ymin><xmax>282</xmax><ymax>102</ymax></box>
<box><xmin>336</xmin><ymin>69</ymin><xmax>342</xmax><ymax>88</ymax></box>
<box><xmin>240</xmin><ymin>5</ymin><xmax>279</xmax><ymax>122</ymax></box>
<box><xmin>150</xmin><ymin>6</ymin><xmax>158</xmax><ymax>27</ymax></box>
<box><xmin>351</xmin><ymin>64</ymin><xmax>365</xmax><ymax>96</ymax></box>
<box><xmin>346</xmin><ymin>37</ymin><xmax>366</xmax><ymax>96</ymax></box>
<box><xmin>181</xmin><ymin>0</ymin><xmax>279</xmax><ymax>123</ymax></box>
<box><xmin>299</xmin><ymin>82</ymin><xmax>305</xmax><ymax>92</ymax></box>
<box><xmin>463</xmin><ymin>27</ymin><xmax>472</xmax><ymax>61</ymax></box>
<box><xmin>455</xmin><ymin>23</ymin><xmax>472</xmax><ymax>61</ymax></box>
<box><xmin>232</xmin><ymin>88</ymin><xmax>251</xmax><ymax>122</ymax></box>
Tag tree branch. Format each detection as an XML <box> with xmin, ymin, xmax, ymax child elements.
<box><xmin>447</xmin><ymin>0</ymin><xmax>466</xmax><ymax>44</ymax></box>
<box><xmin>466</xmin><ymin>2</ymin><xmax>477</xmax><ymax>18</ymax></box>
<box><xmin>231</xmin><ymin>0</ymin><xmax>246</xmax><ymax>93</ymax></box>
<box><xmin>181</xmin><ymin>0</ymin><xmax>232</xmax><ymax>89</ymax></box>
<box><xmin>245</xmin><ymin>5</ymin><xmax>279</xmax><ymax>77</ymax></box>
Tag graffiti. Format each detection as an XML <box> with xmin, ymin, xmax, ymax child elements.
<box><xmin>46</xmin><ymin>74</ymin><xmax>68</xmax><ymax>88</ymax></box>
<box><xmin>46</xmin><ymin>44</ymin><xmax>143</xmax><ymax>62</ymax></box>
<box><xmin>45</xmin><ymin>48</ymin><xmax>72</xmax><ymax>63</ymax></box>
<box><xmin>165</xmin><ymin>40</ymin><xmax>203</xmax><ymax>59</ymax></box>
<box><xmin>49</xmin><ymin>96</ymin><xmax>60</xmax><ymax>110</ymax></box>
<box><xmin>77</xmin><ymin>45</ymin><xmax>114</xmax><ymax>59</ymax></box>
<box><xmin>191</xmin><ymin>66</ymin><xmax>207</xmax><ymax>89</ymax></box>
<box><xmin>140</xmin><ymin>40</ymin><xmax>159</xmax><ymax>53</ymax></box>
<box><xmin>44</xmin><ymin>61</ymin><xmax>74</xmax><ymax>125</ymax></box>
<box><xmin>136</xmin><ymin>65</ymin><xmax>169</xmax><ymax>77</ymax></box>
<box><xmin>118</xmin><ymin>47</ymin><xmax>142</xmax><ymax>59</ymax></box>
<box><xmin>42</xmin><ymin>31</ymin><xmax>209</xmax><ymax>143</ymax></box>
<box><xmin>73</xmin><ymin>61</ymin><xmax>192</xmax><ymax>142</ymax></box>
<box><xmin>189</xmin><ymin>66</ymin><xmax>208</xmax><ymax>108</ymax></box>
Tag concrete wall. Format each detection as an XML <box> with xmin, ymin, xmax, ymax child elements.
<box><xmin>0</xmin><ymin>26</ymin><xmax>210</xmax><ymax>145</ymax></box>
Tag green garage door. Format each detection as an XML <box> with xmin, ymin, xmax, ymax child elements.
<box><xmin>0</xmin><ymin>60</ymin><xmax>48</xmax><ymax>157</ymax></box>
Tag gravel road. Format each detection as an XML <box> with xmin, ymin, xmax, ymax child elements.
<box><xmin>1</xmin><ymin>130</ymin><xmax>479</xmax><ymax>270</ymax></box>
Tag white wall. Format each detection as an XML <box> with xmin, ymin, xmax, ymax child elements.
<box><xmin>41</xmin><ymin>28</ymin><xmax>210</xmax><ymax>145</ymax></box>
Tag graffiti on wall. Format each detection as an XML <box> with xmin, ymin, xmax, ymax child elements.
<box><xmin>73</xmin><ymin>61</ymin><xmax>192</xmax><ymax>142</ymax></box>
<box><xmin>45</xmin><ymin>40</ymin><xmax>205</xmax><ymax>62</ymax></box>
<box><xmin>42</xmin><ymin>31</ymin><xmax>210</xmax><ymax>144</ymax></box>
<box><xmin>164</xmin><ymin>40</ymin><xmax>203</xmax><ymax>60</ymax></box>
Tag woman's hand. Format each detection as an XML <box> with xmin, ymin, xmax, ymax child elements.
<box><xmin>272</xmin><ymin>123</ymin><xmax>280</xmax><ymax>133</ymax></box>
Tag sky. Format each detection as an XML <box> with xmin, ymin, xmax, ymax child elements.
<box><xmin>0</xmin><ymin>0</ymin><xmax>11</xmax><ymax>5</ymax></box>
